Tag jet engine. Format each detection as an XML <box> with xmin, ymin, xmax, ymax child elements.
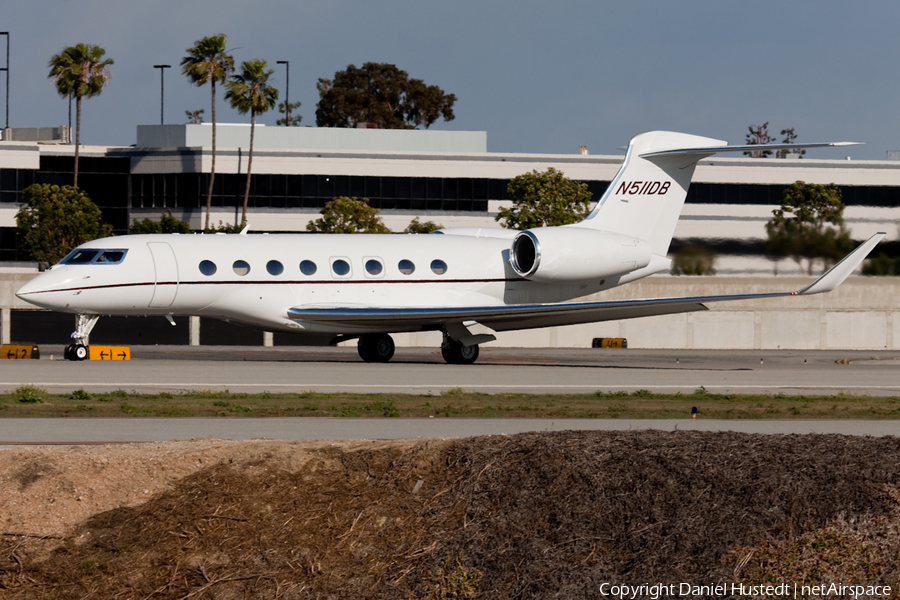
<box><xmin>509</xmin><ymin>227</ymin><xmax>652</xmax><ymax>282</ymax></box>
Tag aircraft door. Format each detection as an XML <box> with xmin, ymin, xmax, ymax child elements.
<box><xmin>147</xmin><ymin>242</ymin><xmax>179</xmax><ymax>308</ymax></box>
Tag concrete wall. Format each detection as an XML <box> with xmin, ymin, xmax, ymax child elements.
<box><xmin>388</xmin><ymin>276</ymin><xmax>899</xmax><ymax>350</ymax></box>
<box><xmin>136</xmin><ymin>124</ymin><xmax>488</xmax><ymax>154</ymax></box>
<box><xmin>3</xmin><ymin>271</ymin><xmax>898</xmax><ymax>349</ymax></box>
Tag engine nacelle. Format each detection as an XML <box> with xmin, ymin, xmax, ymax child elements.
<box><xmin>509</xmin><ymin>227</ymin><xmax>652</xmax><ymax>282</ymax></box>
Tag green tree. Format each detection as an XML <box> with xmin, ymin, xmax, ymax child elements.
<box><xmin>404</xmin><ymin>217</ymin><xmax>443</xmax><ymax>233</ymax></box>
<box><xmin>496</xmin><ymin>167</ymin><xmax>593</xmax><ymax>230</ymax></box>
<box><xmin>765</xmin><ymin>181</ymin><xmax>854</xmax><ymax>275</ymax></box>
<box><xmin>181</xmin><ymin>34</ymin><xmax>234</xmax><ymax>230</ymax></box>
<box><xmin>226</xmin><ymin>58</ymin><xmax>279</xmax><ymax>226</ymax></box>
<box><xmin>16</xmin><ymin>184</ymin><xmax>113</xmax><ymax>269</ymax></box>
<box><xmin>863</xmin><ymin>252</ymin><xmax>900</xmax><ymax>276</ymax></box>
<box><xmin>47</xmin><ymin>43</ymin><xmax>113</xmax><ymax>189</ymax></box>
<box><xmin>129</xmin><ymin>210</ymin><xmax>192</xmax><ymax>234</ymax></box>
<box><xmin>778</xmin><ymin>127</ymin><xmax>805</xmax><ymax>158</ymax></box>
<box><xmin>204</xmin><ymin>220</ymin><xmax>244</xmax><ymax>233</ymax></box>
<box><xmin>276</xmin><ymin>100</ymin><xmax>302</xmax><ymax>126</ymax></box>
<box><xmin>670</xmin><ymin>244</ymin><xmax>717</xmax><ymax>275</ymax></box>
<box><xmin>316</xmin><ymin>62</ymin><xmax>456</xmax><ymax>129</ymax></box>
<box><xmin>306</xmin><ymin>197</ymin><xmax>391</xmax><ymax>233</ymax></box>
<box><xmin>185</xmin><ymin>108</ymin><xmax>204</xmax><ymax>124</ymax></box>
<box><xmin>743</xmin><ymin>122</ymin><xmax>775</xmax><ymax>158</ymax></box>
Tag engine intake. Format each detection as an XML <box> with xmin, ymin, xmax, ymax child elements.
<box><xmin>510</xmin><ymin>227</ymin><xmax>652</xmax><ymax>282</ymax></box>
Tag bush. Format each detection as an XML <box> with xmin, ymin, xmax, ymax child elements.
<box><xmin>130</xmin><ymin>210</ymin><xmax>192</xmax><ymax>234</ymax></box>
<box><xmin>14</xmin><ymin>384</ymin><xmax>47</xmax><ymax>403</ymax></box>
<box><xmin>404</xmin><ymin>217</ymin><xmax>442</xmax><ymax>233</ymax></box>
<box><xmin>671</xmin><ymin>245</ymin><xmax>717</xmax><ymax>275</ymax></box>
<box><xmin>70</xmin><ymin>389</ymin><xmax>92</xmax><ymax>401</ymax></box>
<box><xmin>306</xmin><ymin>197</ymin><xmax>390</xmax><ymax>233</ymax></box>
<box><xmin>862</xmin><ymin>252</ymin><xmax>900</xmax><ymax>276</ymax></box>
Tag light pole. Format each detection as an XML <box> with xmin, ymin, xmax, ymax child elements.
<box><xmin>0</xmin><ymin>32</ymin><xmax>8</xmax><ymax>129</ymax></box>
<box><xmin>153</xmin><ymin>64</ymin><xmax>171</xmax><ymax>125</ymax></box>
<box><xmin>276</xmin><ymin>60</ymin><xmax>289</xmax><ymax>125</ymax></box>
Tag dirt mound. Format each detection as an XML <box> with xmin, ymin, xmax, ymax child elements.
<box><xmin>2</xmin><ymin>431</ymin><xmax>900</xmax><ymax>599</ymax></box>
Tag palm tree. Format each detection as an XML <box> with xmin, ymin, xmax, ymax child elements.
<box><xmin>225</xmin><ymin>59</ymin><xmax>278</xmax><ymax>226</ymax></box>
<box><xmin>181</xmin><ymin>34</ymin><xmax>233</xmax><ymax>230</ymax></box>
<box><xmin>47</xmin><ymin>44</ymin><xmax>113</xmax><ymax>189</ymax></box>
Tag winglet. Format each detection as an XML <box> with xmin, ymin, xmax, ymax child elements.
<box><xmin>796</xmin><ymin>232</ymin><xmax>885</xmax><ymax>295</ymax></box>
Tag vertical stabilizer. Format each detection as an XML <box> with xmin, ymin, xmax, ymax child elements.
<box><xmin>577</xmin><ymin>131</ymin><xmax>724</xmax><ymax>256</ymax></box>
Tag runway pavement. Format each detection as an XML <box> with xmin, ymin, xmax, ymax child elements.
<box><xmin>1</xmin><ymin>417</ymin><xmax>899</xmax><ymax>446</ymax></box>
<box><xmin>0</xmin><ymin>346</ymin><xmax>898</xmax><ymax>396</ymax></box>
<box><xmin>2</xmin><ymin>347</ymin><xmax>899</xmax><ymax>444</ymax></box>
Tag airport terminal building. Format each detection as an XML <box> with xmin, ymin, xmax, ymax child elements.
<box><xmin>1</xmin><ymin>125</ymin><xmax>898</xmax><ymax>349</ymax></box>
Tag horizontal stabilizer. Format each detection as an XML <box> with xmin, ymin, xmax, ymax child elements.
<box><xmin>640</xmin><ymin>141</ymin><xmax>861</xmax><ymax>160</ymax></box>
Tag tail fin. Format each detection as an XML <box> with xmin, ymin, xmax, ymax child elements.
<box><xmin>577</xmin><ymin>131</ymin><xmax>724</xmax><ymax>257</ymax></box>
<box><xmin>576</xmin><ymin>131</ymin><xmax>860</xmax><ymax>257</ymax></box>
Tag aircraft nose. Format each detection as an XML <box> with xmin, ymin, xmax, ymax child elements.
<box><xmin>15</xmin><ymin>269</ymin><xmax>67</xmax><ymax>309</ymax></box>
<box><xmin>15</xmin><ymin>278</ymin><xmax>37</xmax><ymax>300</ymax></box>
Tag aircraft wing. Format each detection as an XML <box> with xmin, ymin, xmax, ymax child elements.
<box><xmin>287</xmin><ymin>233</ymin><xmax>884</xmax><ymax>333</ymax></box>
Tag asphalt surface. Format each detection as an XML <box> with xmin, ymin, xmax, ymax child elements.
<box><xmin>1</xmin><ymin>345</ymin><xmax>898</xmax><ymax>396</ymax></box>
<box><xmin>1</xmin><ymin>417</ymin><xmax>899</xmax><ymax>446</ymax></box>
<box><xmin>2</xmin><ymin>346</ymin><xmax>899</xmax><ymax>444</ymax></box>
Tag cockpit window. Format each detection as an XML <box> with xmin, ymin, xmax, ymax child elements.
<box><xmin>96</xmin><ymin>250</ymin><xmax>125</xmax><ymax>263</ymax></box>
<box><xmin>62</xmin><ymin>249</ymin><xmax>99</xmax><ymax>264</ymax></box>
<box><xmin>61</xmin><ymin>249</ymin><xmax>128</xmax><ymax>265</ymax></box>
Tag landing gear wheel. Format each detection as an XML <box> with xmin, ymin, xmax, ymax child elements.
<box><xmin>441</xmin><ymin>340</ymin><xmax>479</xmax><ymax>365</ymax></box>
<box><xmin>357</xmin><ymin>334</ymin><xmax>395</xmax><ymax>363</ymax></box>
<box><xmin>72</xmin><ymin>344</ymin><xmax>88</xmax><ymax>361</ymax></box>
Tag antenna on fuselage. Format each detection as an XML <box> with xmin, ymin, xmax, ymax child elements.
<box><xmin>240</xmin><ymin>223</ymin><xmax>250</xmax><ymax>235</ymax></box>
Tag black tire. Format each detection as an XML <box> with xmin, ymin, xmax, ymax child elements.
<box><xmin>441</xmin><ymin>340</ymin><xmax>479</xmax><ymax>365</ymax></box>
<box><xmin>64</xmin><ymin>344</ymin><xmax>73</xmax><ymax>361</ymax></box>
<box><xmin>357</xmin><ymin>334</ymin><xmax>395</xmax><ymax>363</ymax></box>
<box><xmin>73</xmin><ymin>344</ymin><xmax>88</xmax><ymax>361</ymax></box>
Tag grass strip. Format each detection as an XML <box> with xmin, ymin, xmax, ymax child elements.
<box><xmin>2</xmin><ymin>386</ymin><xmax>900</xmax><ymax>418</ymax></box>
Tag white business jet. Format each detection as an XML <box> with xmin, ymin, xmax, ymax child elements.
<box><xmin>16</xmin><ymin>131</ymin><xmax>884</xmax><ymax>363</ymax></box>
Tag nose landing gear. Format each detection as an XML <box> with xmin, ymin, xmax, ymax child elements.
<box><xmin>64</xmin><ymin>314</ymin><xmax>99</xmax><ymax>361</ymax></box>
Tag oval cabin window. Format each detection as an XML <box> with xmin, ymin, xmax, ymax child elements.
<box><xmin>266</xmin><ymin>260</ymin><xmax>284</xmax><ymax>276</ymax></box>
<box><xmin>398</xmin><ymin>259</ymin><xmax>415</xmax><ymax>275</ymax></box>
<box><xmin>300</xmin><ymin>260</ymin><xmax>317</xmax><ymax>276</ymax></box>
<box><xmin>332</xmin><ymin>259</ymin><xmax>350</xmax><ymax>276</ymax></box>
<box><xmin>232</xmin><ymin>260</ymin><xmax>251</xmax><ymax>276</ymax></box>
<box><xmin>430</xmin><ymin>259</ymin><xmax>448</xmax><ymax>275</ymax></box>
<box><xmin>365</xmin><ymin>259</ymin><xmax>383</xmax><ymax>276</ymax></box>
<box><xmin>199</xmin><ymin>260</ymin><xmax>217</xmax><ymax>276</ymax></box>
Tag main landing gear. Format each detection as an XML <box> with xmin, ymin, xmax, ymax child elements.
<box><xmin>441</xmin><ymin>337</ymin><xmax>479</xmax><ymax>365</ymax></box>
<box><xmin>64</xmin><ymin>314</ymin><xmax>99</xmax><ymax>362</ymax></box>
<box><xmin>357</xmin><ymin>333</ymin><xmax>396</xmax><ymax>363</ymax></box>
<box><xmin>355</xmin><ymin>332</ymin><xmax>482</xmax><ymax>364</ymax></box>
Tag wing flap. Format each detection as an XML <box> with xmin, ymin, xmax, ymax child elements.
<box><xmin>287</xmin><ymin>292</ymin><xmax>784</xmax><ymax>330</ymax></box>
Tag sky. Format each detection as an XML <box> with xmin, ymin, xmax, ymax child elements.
<box><xmin>1</xmin><ymin>1</ymin><xmax>899</xmax><ymax>159</ymax></box>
